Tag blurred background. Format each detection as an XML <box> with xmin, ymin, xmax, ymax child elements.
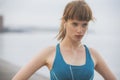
<box><xmin>0</xmin><ymin>0</ymin><xmax>120</xmax><ymax>80</ymax></box>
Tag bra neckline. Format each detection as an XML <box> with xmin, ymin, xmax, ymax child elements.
<box><xmin>58</xmin><ymin>43</ymin><xmax>87</xmax><ymax>67</ymax></box>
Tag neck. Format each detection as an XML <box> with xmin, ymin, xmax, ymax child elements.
<box><xmin>60</xmin><ymin>36</ymin><xmax>82</xmax><ymax>49</ymax></box>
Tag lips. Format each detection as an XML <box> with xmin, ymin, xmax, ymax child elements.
<box><xmin>75</xmin><ymin>35</ymin><xmax>83</xmax><ymax>39</ymax></box>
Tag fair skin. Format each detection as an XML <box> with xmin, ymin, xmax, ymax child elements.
<box><xmin>12</xmin><ymin>20</ymin><xmax>116</xmax><ymax>80</ymax></box>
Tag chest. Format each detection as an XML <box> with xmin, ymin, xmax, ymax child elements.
<box><xmin>60</xmin><ymin>48</ymin><xmax>86</xmax><ymax>66</ymax></box>
<box><xmin>50</xmin><ymin>44</ymin><xmax>94</xmax><ymax>80</ymax></box>
<box><xmin>50</xmin><ymin>64</ymin><xmax>94</xmax><ymax>80</ymax></box>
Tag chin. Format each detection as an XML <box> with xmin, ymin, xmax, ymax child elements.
<box><xmin>76</xmin><ymin>39</ymin><xmax>82</xmax><ymax>42</ymax></box>
<box><xmin>73</xmin><ymin>38</ymin><xmax>82</xmax><ymax>43</ymax></box>
<box><xmin>75</xmin><ymin>37</ymin><xmax>83</xmax><ymax>41</ymax></box>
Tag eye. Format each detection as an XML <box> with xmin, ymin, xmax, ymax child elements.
<box><xmin>82</xmin><ymin>23</ymin><xmax>88</xmax><ymax>28</ymax></box>
<box><xmin>72</xmin><ymin>22</ymin><xmax>78</xmax><ymax>27</ymax></box>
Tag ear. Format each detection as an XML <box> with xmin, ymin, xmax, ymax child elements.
<box><xmin>62</xmin><ymin>19</ymin><xmax>67</xmax><ymax>27</ymax></box>
<box><xmin>62</xmin><ymin>19</ymin><xmax>66</xmax><ymax>24</ymax></box>
<box><xmin>64</xmin><ymin>22</ymin><xmax>66</xmax><ymax>27</ymax></box>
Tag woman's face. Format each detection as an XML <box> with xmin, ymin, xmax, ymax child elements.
<box><xmin>65</xmin><ymin>19</ymin><xmax>88</xmax><ymax>42</ymax></box>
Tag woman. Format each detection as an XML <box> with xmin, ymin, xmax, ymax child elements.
<box><xmin>12</xmin><ymin>0</ymin><xmax>116</xmax><ymax>80</ymax></box>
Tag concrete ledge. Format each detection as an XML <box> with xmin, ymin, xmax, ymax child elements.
<box><xmin>0</xmin><ymin>58</ymin><xmax>49</xmax><ymax>80</ymax></box>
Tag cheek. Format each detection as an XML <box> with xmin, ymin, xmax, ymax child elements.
<box><xmin>66</xmin><ymin>26</ymin><xmax>75</xmax><ymax>35</ymax></box>
<box><xmin>84</xmin><ymin>28</ymin><xmax>88</xmax><ymax>33</ymax></box>
<box><xmin>80</xmin><ymin>27</ymin><xmax>88</xmax><ymax>34</ymax></box>
<box><xmin>83</xmin><ymin>29</ymin><xmax>87</xmax><ymax>33</ymax></box>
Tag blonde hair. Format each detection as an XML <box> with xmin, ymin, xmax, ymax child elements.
<box><xmin>57</xmin><ymin>0</ymin><xmax>93</xmax><ymax>41</ymax></box>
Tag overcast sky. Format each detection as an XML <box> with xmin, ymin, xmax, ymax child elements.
<box><xmin>0</xmin><ymin>0</ymin><xmax>120</xmax><ymax>35</ymax></box>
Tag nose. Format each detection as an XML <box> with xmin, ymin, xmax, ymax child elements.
<box><xmin>77</xmin><ymin>26</ymin><xmax>84</xmax><ymax>34</ymax></box>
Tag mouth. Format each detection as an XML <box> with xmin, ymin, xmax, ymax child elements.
<box><xmin>75</xmin><ymin>35</ymin><xmax>83</xmax><ymax>39</ymax></box>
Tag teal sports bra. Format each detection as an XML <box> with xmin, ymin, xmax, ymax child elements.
<box><xmin>50</xmin><ymin>44</ymin><xmax>94</xmax><ymax>80</ymax></box>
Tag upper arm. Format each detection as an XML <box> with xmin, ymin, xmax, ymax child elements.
<box><xmin>90</xmin><ymin>48</ymin><xmax>116</xmax><ymax>80</ymax></box>
<box><xmin>12</xmin><ymin>46</ymin><xmax>55</xmax><ymax>80</ymax></box>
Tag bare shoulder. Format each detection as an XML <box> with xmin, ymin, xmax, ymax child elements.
<box><xmin>37</xmin><ymin>45</ymin><xmax>56</xmax><ymax>60</ymax></box>
<box><xmin>88</xmin><ymin>47</ymin><xmax>102</xmax><ymax>67</ymax></box>
<box><xmin>29</xmin><ymin>45</ymin><xmax>56</xmax><ymax>67</ymax></box>
<box><xmin>88</xmin><ymin>48</ymin><xmax>117</xmax><ymax>80</ymax></box>
<box><xmin>89</xmin><ymin>47</ymin><xmax>101</xmax><ymax>58</ymax></box>
<box><xmin>12</xmin><ymin>45</ymin><xmax>56</xmax><ymax>80</ymax></box>
<box><xmin>41</xmin><ymin>45</ymin><xmax>56</xmax><ymax>54</ymax></box>
<box><xmin>40</xmin><ymin>45</ymin><xmax>56</xmax><ymax>70</ymax></box>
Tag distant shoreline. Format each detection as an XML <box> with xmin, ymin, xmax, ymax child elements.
<box><xmin>0</xmin><ymin>26</ymin><xmax>95</xmax><ymax>34</ymax></box>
